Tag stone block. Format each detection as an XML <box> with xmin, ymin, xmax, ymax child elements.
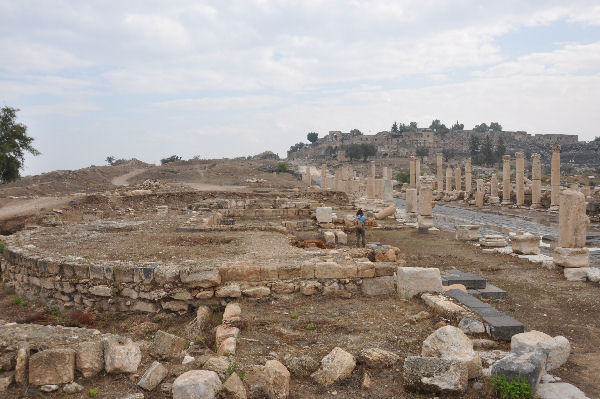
<box><xmin>172</xmin><ymin>370</ymin><xmax>222</xmax><ymax>399</ymax></box>
<box><xmin>511</xmin><ymin>331</ymin><xmax>570</xmax><ymax>370</ymax></box>
<box><xmin>444</xmin><ymin>289</ymin><xmax>492</xmax><ymax>311</ymax></box>
<box><xmin>265</xmin><ymin>360</ymin><xmax>290</xmax><ymax>399</ymax></box>
<box><xmin>564</xmin><ymin>267</ymin><xmax>589</xmax><ymax>281</ymax></box>
<box><xmin>468</xmin><ymin>283</ymin><xmax>507</xmax><ymax>300</ymax></box>
<box><xmin>491</xmin><ymin>350</ymin><xmax>547</xmax><ymax>392</ymax></box>
<box><xmin>300</xmin><ymin>281</ymin><xmax>322</xmax><ymax>295</ymax></box>
<box><xmin>278</xmin><ymin>265</ymin><xmax>301</xmax><ymax>280</ymax></box>
<box><xmin>358</xmin><ymin>348</ymin><xmax>400</xmax><ymax>368</ymax></box>
<box><xmin>455</xmin><ymin>225</ymin><xmax>480</xmax><ymax>241</ymax></box>
<box><xmin>215</xmin><ymin>284</ymin><xmax>242</xmax><ymax>298</ymax></box>
<box><xmin>314</xmin><ymin>262</ymin><xmax>356</xmax><ymax>279</ymax></box>
<box><xmin>422</xmin><ymin>326</ymin><xmax>481</xmax><ymax>378</ymax></box>
<box><xmin>162</xmin><ymin>301</ymin><xmax>189</xmax><ymax>312</ymax></box>
<box><xmin>219</xmin><ymin>264</ymin><xmax>260</xmax><ymax>282</ymax></box>
<box><xmin>132</xmin><ymin>301</ymin><xmax>160</xmax><ymax>313</ymax></box>
<box><xmin>421</xmin><ymin>294</ymin><xmax>471</xmax><ymax>317</ymax></box>
<box><xmin>473</xmin><ymin>307</ymin><xmax>524</xmax><ymax>341</ymax></box>
<box><xmin>537</xmin><ymin>382</ymin><xmax>590</xmax><ymax>399</ymax></box>
<box><xmin>403</xmin><ymin>356</ymin><xmax>468</xmax><ymax>394</ymax></box>
<box><xmin>374</xmin><ymin>262</ymin><xmax>396</xmax><ymax>277</ymax></box>
<box><xmin>361</xmin><ymin>276</ymin><xmax>395</xmax><ymax>296</ymax></box>
<box><xmin>260</xmin><ymin>264</ymin><xmax>278</xmax><ymax>280</ymax></box>
<box><xmin>138</xmin><ymin>361</ymin><xmax>168</xmax><ymax>391</ymax></box>
<box><xmin>322</xmin><ymin>231</ymin><xmax>336</xmax><ymax>245</ymax></box>
<box><xmin>311</xmin><ymin>347</ymin><xmax>356</xmax><ymax>387</ymax></box>
<box><xmin>75</xmin><ymin>341</ymin><xmax>104</xmax><ymax>378</ymax></box>
<box><xmin>222</xmin><ymin>372</ymin><xmax>247</xmax><ymax>399</ymax></box>
<box><xmin>356</xmin><ymin>261</ymin><xmax>375</xmax><ymax>278</ymax></box>
<box><xmin>334</xmin><ymin>230</ymin><xmax>347</xmax><ymax>245</ymax></box>
<box><xmin>479</xmin><ymin>235</ymin><xmax>507</xmax><ymax>247</ymax></box>
<box><xmin>89</xmin><ymin>285</ymin><xmax>112</xmax><ymax>297</ymax></box>
<box><xmin>180</xmin><ymin>268</ymin><xmax>221</xmax><ymax>287</ymax></box>
<box><xmin>133</xmin><ymin>266</ymin><xmax>155</xmax><ymax>283</ymax></box>
<box><xmin>28</xmin><ymin>349</ymin><xmax>75</xmax><ymax>386</ymax></box>
<box><xmin>553</xmin><ymin>247</ymin><xmax>589</xmax><ymax>268</ymax></box>
<box><xmin>511</xmin><ymin>233</ymin><xmax>540</xmax><ymax>255</ymax></box>
<box><xmin>104</xmin><ymin>338</ymin><xmax>142</xmax><ymax>373</ymax></box>
<box><xmin>442</xmin><ymin>270</ymin><xmax>486</xmax><ymax>289</ymax></box>
<box><xmin>458</xmin><ymin>318</ymin><xmax>486</xmax><ymax>334</ymax></box>
<box><xmin>300</xmin><ymin>262</ymin><xmax>315</xmax><ymax>279</ymax></box>
<box><xmin>154</xmin><ymin>330</ymin><xmax>187</xmax><ymax>360</ymax></box>
<box><xmin>396</xmin><ymin>267</ymin><xmax>443</xmax><ymax>298</ymax></box>
<box><xmin>315</xmin><ymin>207</ymin><xmax>333</xmax><ymax>223</ymax></box>
<box><xmin>242</xmin><ymin>285</ymin><xmax>271</xmax><ymax>298</ymax></box>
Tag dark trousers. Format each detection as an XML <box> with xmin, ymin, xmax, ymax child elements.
<box><xmin>356</xmin><ymin>226</ymin><xmax>366</xmax><ymax>248</ymax></box>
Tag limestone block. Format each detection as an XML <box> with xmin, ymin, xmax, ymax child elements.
<box><xmin>162</xmin><ymin>300</ymin><xmax>189</xmax><ymax>312</ymax></box>
<box><xmin>511</xmin><ymin>331</ymin><xmax>570</xmax><ymax>371</ymax></box>
<box><xmin>564</xmin><ymin>267</ymin><xmax>589</xmax><ymax>281</ymax></box>
<box><xmin>553</xmin><ymin>247</ymin><xmax>589</xmax><ymax>268</ymax></box>
<box><xmin>215</xmin><ymin>284</ymin><xmax>242</xmax><ymax>298</ymax></box>
<box><xmin>172</xmin><ymin>370</ymin><xmax>222</xmax><ymax>399</ymax></box>
<box><xmin>458</xmin><ymin>318</ymin><xmax>485</xmax><ymax>334</ymax></box>
<box><xmin>154</xmin><ymin>330</ymin><xmax>187</xmax><ymax>360</ymax></box>
<box><xmin>537</xmin><ymin>382</ymin><xmax>590</xmax><ymax>399</ymax></box>
<box><xmin>361</xmin><ymin>276</ymin><xmax>395</xmax><ymax>296</ymax></box>
<box><xmin>322</xmin><ymin>231</ymin><xmax>336</xmax><ymax>245</ymax></box>
<box><xmin>358</xmin><ymin>348</ymin><xmax>400</xmax><ymax>368</ymax></box>
<box><xmin>14</xmin><ymin>344</ymin><xmax>29</xmax><ymax>384</ymax></box>
<box><xmin>422</xmin><ymin>326</ymin><xmax>481</xmax><ymax>379</ymax></box>
<box><xmin>479</xmin><ymin>235</ymin><xmax>507</xmax><ymax>247</ymax></box>
<box><xmin>265</xmin><ymin>360</ymin><xmax>290</xmax><ymax>399</ymax></box>
<box><xmin>396</xmin><ymin>267</ymin><xmax>443</xmax><ymax>298</ymax></box>
<box><xmin>314</xmin><ymin>262</ymin><xmax>356</xmax><ymax>279</ymax></box>
<box><xmin>223</xmin><ymin>303</ymin><xmax>241</xmax><ymax>321</ymax></box>
<box><xmin>216</xmin><ymin>325</ymin><xmax>240</xmax><ymax>349</ymax></box>
<box><xmin>89</xmin><ymin>285</ymin><xmax>112</xmax><ymax>297</ymax></box>
<box><xmin>75</xmin><ymin>341</ymin><xmax>104</xmax><ymax>378</ymax></box>
<box><xmin>222</xmin><ymin>372</ymin><xmax>247</xmax><ymax>399</ymax></box>
<box><xmin>219</xmin><ymin>264</ymin><xmax>260</xmax><ymax>282</ymax></box>
<box><xmin>180</xmin><ymin>269</ymin><xmax>221</xmax><ymax>288</ymax></box>
<box><xmin>405</xmin><ymin>189</ymin><xmax>418</xmax><ymax>213</ymax></box>
<box><xmin>557</xmin><ymin>189</ymin><xmax>590</xmax><ymax>248</ymax></box>
<box><xmin>311</xmin><ymin>347</ymin><xmax>356</xmax><ymax>386</ymax></box>
<box><xmin>242</xmin><ymin>286</ymin><xmax>270</xmax><ymax>298</ymax></box>
<box><xmin>403</xmin><ymin>356</ymin><xmax>468</xmax><ymax>394</ymax></box>
<box><xmin>203</xmin><ymin>356</ymin><xmax>232</xmax><ymax>380</ymax></box>
<box><xmin>356</xmin><ymin>261</ymin><xmax>375</xmax><ymax>278</ymax></box>
<box><xmin>300</xmin><ymin>281</ymin><xmax>322</xmax><ymax>295</ymax></box>
<box><xmin>375</xmin><ymin>205</ymin><xmax>396</xmax><ymax>220</ymax></box>
<box><xmin>421</xmin><ymin>294</ymin><xmax>470</xmax><ymax>317</ymax></box>
<box><xmin>0</xmin><ymin>372</ymin><xmax>14</xmax><ymax>392</ymax></box>
<box><xmin>475</xmin><ymin>192</ymin><xmax>484</xmax><ymax>207</ymax></box>
<box><xmin>455</xmin><ymin>225</ymin><xmax>480</xmax><ymax>241</ymax></box>
<box><xmin>491</xmin><ymin>350</ymin><xmax>547</xmax><ymax>392</ymax></box>
<box><xmin>334</xmin><ymin>230</ymin><xmax>347</xmax><ymax>245</ymax></box>
<box><xmin>28</xmin><ymin>348</ymin><xmax>75</xmax><ymax>386</ymax></box>
<box><xmin>218</xmin><ymin>337</ymin><xmax>237</xmax><ymax>356</ymax></box>
<box><xmin>104</xmin><ymin>338</ymin><xmax>142</xmax><ymax>374</ymax></box>
<box><xmin>138</xmin><ymin>361</ymin><xmax>168</xmax><ymax>391</ymax></box>
<box><xmin>315</xmin><ymin>207</ymin><xmax>333</xmax><ymax>223</ymax></box>
<box><xmin>511</xmin><ymin>233</ymin><xmax>540</xmax><ymax>255</ymax></box>
<box><xmin>587</xmin><ymin>268</ymin><xmax>600</xmax><ymax>282</ymax></box>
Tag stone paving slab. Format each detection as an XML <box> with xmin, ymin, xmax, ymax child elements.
<box><xmin>468</xmin><ymin>283</ymin><xmax>507</xmax><ymax>300</ymax></box>
<box><xmin>441</xmin><ymin>270</ymin><xmax>487</xmax><ymax>289</ymax></box>
<box><xmin>445</xmin><ymin>289</ymin><xmax>492</xmax><ymax>310</ymax></box>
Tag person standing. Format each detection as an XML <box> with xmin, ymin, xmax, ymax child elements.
<box><xmin>354</xmin><ymin>209</ymin><xmax>367</xmax><ymax>248</ymax></box>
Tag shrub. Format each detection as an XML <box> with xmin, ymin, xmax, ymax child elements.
<box><xmin>160</xmin><ymin>155</ymin><xmax>182</xmax><ymax>165</ymax></box>
<box><xmin>69</xmin><ymin>310</ymin><xmax>96</xmax><ymax>326</ymax></box>
<box><xmin>395</xmin><ymin>169</ymin><xmax>410</xmax><ymax>184</ymax></box>
<box><xmin>88</xmin><ymin>388</ymin><xmax>99</xmax><ymax>397</ymax></box>
<box><xmin>0</xmin><ymin>241</ymin><xmax>4</xmax><ymax>253</ymax></box>
<box><xmin>12</xmin><ymin>296</ymin><xmax>27</xmax><ymax>307</ymax></box>
<box><xmin>490</xmin><ymin>375</ymin><xmax>533</xmax><ymax>399</ymax></box>
<box><xmin>305</xmin><ymin>323</ymin><xmax>316</xmax><ymax>330</ymax></box>
<box><xmin>275</xmin><ymin>162</ymin><xmax>288</xmax><ymax>173</ymax></box>
<box><xmin>290</xmin><ymin>311</ymin><xmax>298</xmax><ymax>319</ymax></box>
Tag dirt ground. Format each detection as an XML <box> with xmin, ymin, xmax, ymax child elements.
<box><xmin>372</xmin><ymin>229</ymin><xmax>600</xmax><ymax>398</ymax></box>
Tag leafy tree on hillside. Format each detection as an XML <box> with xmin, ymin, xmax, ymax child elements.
<box><xmin>161</xmin><ymin>155</ymin><xmax>182</xmax><ymax>165</ymax></box>
<box><xmin>360</xmin><ymin>143</ymin><xmax>377</xmax><ymax>161</ymax></box>
<box><xmin>306</xmin><ymin>132</ymin><xmax>318</xmax><ymax>143</ymax></box>
<box><xmin>451</xmin><ymin>121</ymin><xmax>464</xmax><ymax>131</ymax></box>
<box><xmin>106</xmin><ymin>156</ymin><xmax>128</xmax><ymax>166</ymax></box>
<box><xmin>494</xmin><ymin>136</ymin><xmax>506</xmax><ymax>165</ymax></box>
<box><xmin>473</xmin><ymin>123</ymin><xmax>489</xmax><ymax>133</ymax></box>
<box><xmin>391</xmin><ymin>122</ymin><xmax>398</xmax><ymax>134</ymax></box>
<box><xmin>469</xmin><ymin>135</ymin><xmax>481</xmax><ymax>164</ymax></box>
<box><xmin>429</xmin><ymin>119</ymin><xmax>442</xmax><ymax>130</ymax></box>
<box><xmin>350</xmin><ymin>129</ymin><xmax>363</xmax><ymax>137</ymax></box>
<box><xmin>409</xmin><ymin>122</ymin><xmax>418</xmax><ymax>131</ymax></box>
<box><xmin>481</xmin><ymin>135</ymin><xmax>494</xmax><ymax>165</ymax></box>
<box><xmin>0</xmin><ymin>107</ymin><xmax>40</xmax><ymax>183</ymax></box>
<box><xmin>442</xmin><ymin>148</ymin><xmax>455</xmax><ymax>162</ymax></box>
<box><xmin>416</xmin><ymin>146</ymin><xmax>429</xmax><ymax>161</ymax></box>
<box><xmin>490</xmin><ymin>122</ymin><xmax>502</xmax><ymax>131</ymax></box>
<box><xmin>287</xmin><ymin>142</ymin><xmax>305</xmax><ymax>157</ymax></box>
<box><xmin>395</xmin><ymin>169</ymin><xmax>410</xmax><ymax>184</ymax></box>
<box><xmin>343</xmin><ymin>143</ymin><xmax>377</xmax><ymax>162</ymax></box>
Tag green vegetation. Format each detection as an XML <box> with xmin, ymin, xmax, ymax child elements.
<box><xmin>343</xmin><ymin>143</ymin><xmax>377</xmax><ymax>161</ymax></box>
<box><xmin>442</xmin><ymin>148</ymin><xmax>455</xmax><ymax>162</ymax></box>
<box><xmin>0</xmin><ymin>107</ymin><xmax>40</xmax><ymax>183</ymax></box>
<box><xmin>490</xmin><ymin>375</ymin><xmax>533</xmax><ymax>399</ymax></box>
<box><xmin>275</xmin><ymin>162</ymin><xmax>288</xmax><ymax>173</ymax></box>
<box><xmin>226</xmin><ymin>361</ymin><xmax>246</xmax><ymax>380</ymax></box>
<box><xmin>0</xmin><ymin>241</ymin><xmax>3</xmax><ymax>254</ymax></box>
<box><xmin>290</xmin><ymin>311</ymin><xmax>298</xmax><ymax>319</ymax></box>
<box><xmin>415</xmin><ymin>146</ymin><xmax>429</xmax><ymax>161</ymax></box>
<box><xmin>160</xmin><ymin>155</ymin><xmax>182</xmax><ymax>165</ymax></box>
<box><xmin>12</xmin><ymin>296</ymin><xmax>27</xmax><ymax>307</ymax></box>
<box><xmin>395</xmin><ymin>169</ymin><xmax>410</xmax><ymax>184</ymax></box>
<box><xmin>306</xmin><ymin>132</ymin><xmax>318</xmax><ymax>143</ymax></box>
<box><xmin>287</xmin><ymin>142</ymin><xmax>305</xmax><ymax>157</ymax></box>
<box><xmin>88</xmin><ymin>388</ymin><xmax>99</xmax><ymax>397</ymax></box>
<box><xmin>305</xmin><ymin>323</ymin><xmax>316</xmax><ymax>330</ymax></box>
<box><xmin>349</xmin><ymin>128</ymin><xmax>362</xmax><ymax>136</ymax></box>
<box><xmin>451</xmin><ymin>120</ymin><xmax>464</xmax><ymax>131</ymax></box>
<box><xmin>105</xmin><ymin>156</ymin><xmax>129</xmax><ymax>166</ymax></box>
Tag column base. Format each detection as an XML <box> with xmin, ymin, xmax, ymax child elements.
<box><xmin>553</xmin><ymin>247</ymin><xmax>589</xmax><ymax>268</ymax></box>
<box><xmin>501</xmin><ymin>201</ymin><xmax>512</xmax><ymax>205</ymax></box>
<box><xmin>489</xmin><ymin>196</ymin><xmax>500</xmax><ymax>204</ymax></box>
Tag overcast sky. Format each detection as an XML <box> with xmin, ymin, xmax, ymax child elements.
<box><xmin>1</xmin><ymin>1</ymin><xmax>600</xmax><ymax>175</ymax></box>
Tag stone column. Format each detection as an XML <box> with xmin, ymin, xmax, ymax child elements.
<box><xmin>489</xmin><ymin>173</ymin><xmax>499</xmax><ymax>204</ymax></box>
<box><xmin>502</xmin><ymin>155</ymin><xmax>511</xmax><ymax>205</ymax></box>
<box><xmin>383</xmin><ymin>179</ymin><xmax>393</xmax><ymax>201</ymax></box>
<box><xmin>321</xmin><ymin>164</ymin><xmax>327</xmax><ymax>189</ymax></box>
<box><xmin>531</xmin><ymin>154</ymin><xmax>541</xmax><ymax>208</ymax></box>
<box><xmin>437</xmin><ymin>155</ymin><xmax>443</xmax><ymax>192</ymax></box>
<box><xmin>376</xmin><ymin>179</ymin><xmax>384</xmax><ymax>199</ymax></box>
<box><xmin>370</xmin><ymin>161</ymin><xmax>376</xmax><ymax>179</ymax></box>
<box><xmin>445</xmin><ymin>167</ymin><xmax>453</xmax><ymax>192</ymax></box>
<box><xmin>455</xmin><ymin>168</ymin><xmax>462</xmax><ymax>192</ymax></box>
<box><xmin>515</xmin><ymin>152</ymin><xmax>525</xmax><ymax>206</ymax></box>
<box><xmin>415</xmin><ymin>159</ymin><xmax>421</xmax><ymax>189</ymax></box>
<box><xmin>551</xmin><ymin>145</ymin><xmax>561</xmax><ymax>208</ymax></box>
<box><xmin>418</xmin><ymin>184</ymin><xmax>434</xmax><ymax>230</ymax></box>
<box><xmin>334</xmin><ymin>169</ymin><xmax>341</xmax><ymax>191</ymax></box>
<box><xmin>464</xmin><ymin>158</ymin><xmax>472</xmax><ymax>194</ymax></box>
<box><xmin>409</xmin><ymin>156</ymin><xmax>416</xmax><ymax>187</ymax></box>
<box><xmin>553</xmin><ymin>189</ymin><xmax>590</xmax><ymax>268</ymax></box>
<box><xmin>382</xmin><ymin>167</ymin><xmax>388</xmax><ymax>180</ymax></box>
<box><xmin>475</xmin><ymin>179</ymin><xmax>484</xmax><ymax>207</ymax></box>
<box><xmin>306</xmin><ymin>167</ymin><xmax>312</xmax><ymax>187</ymax></box>
<box><xmin>405</xmin><ymin>188</ymin><xmax>418</xmax><ymax>222</ymax></box>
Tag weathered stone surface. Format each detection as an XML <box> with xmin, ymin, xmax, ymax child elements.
<box><xmin>554</xmin><ymin>247</ymin><xmax>590</xmax><ymax>268</ymax></box>
<box><xmin>222</xmin><ymin>372</ymin><xmax>247</xmax><ymax>399</ymax></box>
<box><xmin>138</xmin><ymin>361</ymin><xmax>168</xmax><ymax>391</ymax></box>
<box><xmin>587</xmin><ymin>267</ymin><xmax>600</xmax><ymax>282</ymax></box>
<box><xmin>203</xmin><ymin>356</ymin><xmax>231</xmax><ymax>380</ymax></box>
<box><xmin>537</xmin><ymin>382</ymin><xmax>590</xmax><ymax>399</ymax></box>
<box><xmin>300</xmin><ymin>280</ymin><xmax>322</xmax><ymax>295</ymax></box>
<box><xmin>40</xmin><ymin>384</ymin><xmax>59</xmax><ymax>392</ymax></box>
<box><xmin>154</xmin><ymin>330</ymin><xmax>187</xmax><ymax>360</ymax></box>
<box><xmin>358</xmin><ymin>348</ymin><xmax>400</xmax><ymax>368</ymax></box>
<box><xmin>172</xmin><ymin>370</ymin><xmax>222</xmax><ymax>399</ymax></box>
<box><xmin>215</xmin><ymin>284</ymin><xmax>242</xmax><ymax>298</ymax></box>
<box><xmin>421</xmin><ymin>294</ymin><xmax>470</xmax><ymax>317</ymax></box>
<box><xmin>455</xmin><ymin>225</ymin><xmax>480</xmax><ymax>241</ymax></box>
<box><xmin>0</xmin><ymin>372</ymin><xmax>14</xmax><ymax>392</ymax></box>
<box><xmin>557</xmin><ymin>189</ymin><xmax>590</xmax><ymax>248</ymax></box>
<box><xmin>479</xmin><ymin>235</ymin><xmax>507</xmax><ymax>247</ymax></box>
<box><xmin>62</xmin><ymin>381</ymin><xmax>84</xmax><ymax>393</ymax></box>
<box><xmin>356</xmin><ymin>261</ymin><xmax>375</xmax><ymax>278</ymax></box>
<box><xmin>458</xmin><ymin>318</ymin><xmax>486</xmax><ymax>335</ymax></box>
<box><xmin>162</xmin><ymin>300</ymin><xmax>189</xmax><ymax>312</ymax></box>
<box><xmin>14</xmin><ymin>343</ymin><xmax>28</xmax><ymax>384</ymax></box>
<box><xmin>218</xmin><ymin>337</ymin><xmax>237</xmax><ymax>356</ymax></box>
<box><xmin>511</xmin><ymin>331</ymin><xmax>570</xmax><ymax>370</ymax></box>
<box><xmin>375</xmin><ymin>205</ymin><xmax>396</xmax><ymax>220</ymax></box>
<box><xmin>491</xmin><ymin>349</ymin><xmax>547</xmax><ymax>392</ymax></box>
<box><xmin>422</xmin><ymin>326</ymin><xmax>481</xmax><ymax>379</ymax></box>
<box><xmin>242</xmin><ymin>285</ymin><xmax>271</xmax><ymax>298</ymax></box>
<box><xmin>315</xmin><ymin>207</ymin><xmax>333</xmax><ymax>223</ymax></box>
<box><xmin>183</xmin><ymin>306</ymin><xmax>212</xmax><ymax>340</ymax></box>
<box><xmin>314</xmin><ymin>262</ymin><xmax>356</xmax><ymax>279</ymax></box>
<box><xmin>216</xmin><ymin>325</ymin><xmax>240</xmax><ymax>348</ymax></box>
<box><xmin>564</xmin><ymin>267</ymin><xmax>589</xmax><ymax>281</ymax></box>
<box><xmin>75</xmin><ymin>341</ymin><xmax>104</xmax><ymax>378</ymax></box>
<box><xmin>311</xmin><ymin>347</ymin><xmax>356</xmax><ymax>386</ymax></box>
<box><xmin>334</xmin><ymin>230</ymin><xmax>347</xmax><ymax>245</ymax></box>
<box><xmin>322</xmin><ymin>231</ymin><xmax>336</xmax><ymax>245</ymax></box>
<box><xmin>104</xmin><ymin>337</ymin><xmax>142</xmax><ymax>373</ymax></box>
<box><xmin>28</xmin><ymin>348</ymin><xmax>75</xmax><ymax>386</ymax></box>
<box><xmin>265</xmin><ymin>360</ymin><xmax>290</xmax><ymax>399</ymax></box>
<box><xmin>396</xmin><ymin>267</ymin><xmax>443</xmax><ymax>298</ymax></box>
<box><xmin>180</xmin><ymin>269</ymin><xmax>221</xmax><ymax>288</ymax></box>
<box><xmin>282</xmin><ymin>355</ymin><xmax>319</xmax><ymax>377</ymax></box>
<box><xmin>361</xmin><ymin>276</ymin><xmax>395</xmax><ymax>296</ymax></box>
<box><xmin>223</xmin><ymin>302</ymin><xmax>241</xmax><ymax>322</ymax></box>
<box><xmin>89</xmin><ymin>285</ymin><xmax>112</xmax><ymax>297</ymax></box>
<box><xmin>511</xmin><ymin>233</ymin><xmax>540</xmax><ymax>255</ymax></box>
<box><xmin>403</xmin><ymin>356</ymin><xmax>468</xmax><ymax>394</ymax></box>
<box><xmin>220</xmin><ymin>264</ymin><xmax>260</xmax><ymax>282</ymax></box>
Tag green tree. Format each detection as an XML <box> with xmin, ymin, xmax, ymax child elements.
<box><xmin>442</xmin><ymin>148</ymin><xmax>455</xmax><ymax>162</ymax></box>
<box><xmin>390</xmin><ymin>122</ymin><xmax>398</xmax><ymax>135</ymax></box>
<box><xmin>416</xmin><ymin>146</ymin><xmax>429</xmax><ymax>161</ymax></box>
<box><xmin>451</xmin><ymin>120</ymin><xmax>464</xmax><ymax>131</ymax></box>
<box><xmin>287</xmin><ymin>142</ymin><xmax>305</xmax><ymax>157</ymax></box>
<box><xmin>395</xmin><ymin>169</ymin><xmax>410</xmax><ymax>184</ymax></box>
<box><xmin>350</xmin><ymin>129</ymin><xmax>362</xmax><ymax>137</ymax></box>
<box><xmin>360</xmin><ymin>143</ymin><xmax>377</xmax><ymax>161</ymax></box>
<box><xmin>469</xmin><ymin>135</ymin><xmax>481</xmax><ymax>164</ymax></box>
<box><xmin>490</xmin><ymin>122</ymin><xmax>502</xmax><ymax>131</ymax></box>
<box><xmin>0</xmin><ymin>107</ymin><xmax>40</xmax><ymax>183</ymax></box>
<box><xmin>473</xmin><ymin>123</ymin><xmax>489</xmax><ymax>133</ymax></box>
<box><xmin>409</xmin><ymin>122</ymin><xmax>418</xmax><ymax>131</ymax></box>
<box><xmin>429</xmin><ymin>119</ymin><xmax>442</xmax><ymax>130</ymax></box>
<box><xmin>306</xmin><ymin>132</ymin><xmax>318</xmax><ymax>143</ymax></box>
<box><xmin>344</xmin><ymin>144</ymin><xmax>362</xmax><ymax>161</ymax></box>
<box><xmin>494</xmin><ymin>136</ymin><xmax>506</xmax><ymax>165</ymax></box>
<box><xmin>481</xmin><ymin>135</ymin><xmax>494</xmax><ymax>165</ymax></box>
<box><xmin>160</xmin><ymin>155</ymin><xmax>181</xmax><ymax>165</ymax></box>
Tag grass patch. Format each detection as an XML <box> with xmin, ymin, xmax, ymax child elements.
<box><xmin>290</xmin><ymin>311</ymin><xmax>298</xmax><ymax>319</ymax></box>
<box><xmin>88</xmin><ymin>388</ymin><xmax>99</xmax><ymax>397</ymax></box>
<box><xmin>305</xmin><ymin>323</ymin><xmax>316</xmax><ymax>330</ymax></box>
<box><xmin>12</xmin><ymin>296</ymin><xmax>28</xmax><ymax>307</ymax></box>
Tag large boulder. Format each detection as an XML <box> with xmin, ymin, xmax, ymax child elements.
<box><xmin>311</xmin><ymin>347</ymin><xmax>356</xmax><ymax>386</ymax></box>
<box><xmin>222</xmin><ymin>372</ymin><xmax>247</xmax><ymax>399</ymax></box>
<box><xmin>104</xmin><ymin>337</ymin><xmax>142</xmax><ymax>374</ymax></box>
<box><xmin>358</xmin><ymin>348</ymin><xmax>400</xmax><ymax>368</ymax></box>
<box><xmin>421</xmin><ymin>326</ymin><xmax>481</xmax><ymax>379</ymax></box>
<box><xmin>265</xmin><ymin>360</ymin><xmax>290</xmax><ymax>399</ymax></box>
<box><xmin>491</xmin><ymin>350</ymin><xmax>547</xmax><ymax>392</ymax></box>
<box><xmin>403</xmin><ymin>356</ymin><xmax>468</xmax><ymax>394</ymax></box>
<box><xmin>138</xmin><ymin>361</ymin><xmax>168</xmax><ymax>391</ymax></box>
<box><xmin>396</xmin><ymin>267</ymin><xmax>442</xmax><ymax>298</ymax></box>
<box><xmin>172</xmin><ymin>370</ymin><xmax>222</xmax><ymax>399</ymax></box>
<box><xmin>510</xmin><ymin>331</ymin><xmax>570</xmax><ymax>371</ymax></box>
<box><xmin>28</xmin><ymin>348</ymin><xmax>75</xmax><ymax>386</ymax></box>
<box><xmin>536</xmin><ymin>382</ymin><xmax>590</xmax><ymax>399</ymax></box>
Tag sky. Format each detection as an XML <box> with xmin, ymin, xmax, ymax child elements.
<box><xmin>1</xmin><ymin>1</ymin><xmax>600</xmax><ymax>175</ymax></box>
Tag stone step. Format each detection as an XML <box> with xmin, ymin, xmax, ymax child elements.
<box><xmin>441</xmin><ymin>270</ymin><xmax>487</xmax><ymax>289</ymax></box>
<box><xmin>468</xmin><ymin>283</ymin><xmax>507</xmax><ymax>300</ymax></box>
